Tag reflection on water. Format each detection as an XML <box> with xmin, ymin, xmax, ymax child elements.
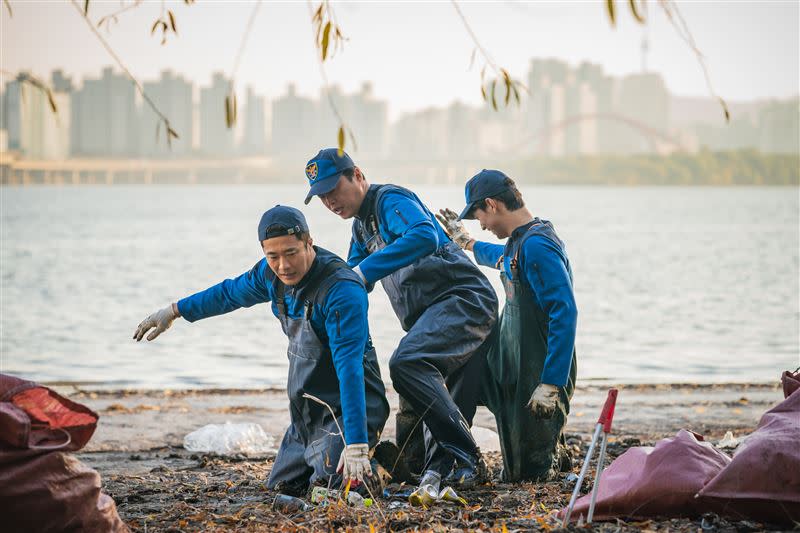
<box><xmin>2</xmin><ymin>185</ymin><xmax>798</xmax><ymax>388</ymax></box>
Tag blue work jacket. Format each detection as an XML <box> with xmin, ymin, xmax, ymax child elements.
<box><xmin>177</xmin><ymin>247</ymin><xmax>371</xmax><ymax>445</ymax></box>
<box><xmin>473</xmin><ymin>221</ymin><xmax>577</xmax><ymax>387</ymax></box>
<box><xmin>347</xmin><ymin>187</ymin><xmax>452</xmax><ymax>284</ymax></box>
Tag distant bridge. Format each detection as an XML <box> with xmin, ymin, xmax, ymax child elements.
<box><xmin>513</xmin><ymin>112</ymin><xmax>686</xmax><ymax>155</ymax></box>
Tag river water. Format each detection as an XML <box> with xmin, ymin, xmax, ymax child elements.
<box><xmin>2</xmin><ymin>185</ymin><xmax>797</xmax><ymax>388</ymax></box>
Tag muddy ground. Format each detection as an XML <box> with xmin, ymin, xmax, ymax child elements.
<box><xmin>68</xmin><ymin>382</ymin><xmax>788</xmax><ymax>532</ymax></box>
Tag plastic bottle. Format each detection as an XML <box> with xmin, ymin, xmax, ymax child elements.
<box><xmin>272</xmin><ymin>494</ymin><xmax>313</xmax><ymax>513</ymax></box>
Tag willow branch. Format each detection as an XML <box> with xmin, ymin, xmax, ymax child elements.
<box><xmin>68</xmin><ymin>0</ymin><xmax>177</xmax><ymax>139</ymax></box>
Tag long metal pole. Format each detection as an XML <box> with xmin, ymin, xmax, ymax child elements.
<box><xmin>587</xmin><ymin>432</ymin><xmax>609</xmax><ymax>523</ymax></box>
<box><xmin>563</xmin><ymin>422</ymin><xmax>602</xmax><ymax>526</ymax></box>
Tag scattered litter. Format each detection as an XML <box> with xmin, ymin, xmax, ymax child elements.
<box><xmin>409</xmin><ymin>483</ymin><xmax>438</xmax><ymax>508</ymax></box>
<box><xmin>310</xmin><ymin>486</ymin><xmax>370</xmax><ymax>507</ymax></box>
<box><xmin>272</xmin><ymin>494</ymin><xmax>312</xmax><ymax>513</ymax></box>
<box><xmin>438</xmin><ymin>486</ymin><xmax>468</xmax><ymax>506</ymax></box>
<box><xmin>716</xmin><ymin>431</ymin><xmax>742</xmax><ymax>449</ymax></box>
<box><xmin>563</xmin><ymin>472</ymin><xmax>579</xmax><ymax>489</ymax></box>
<box><xmin>183</xmin><ymin>422</ymin><xmax>276</xmax><ymax>456</ymax></box>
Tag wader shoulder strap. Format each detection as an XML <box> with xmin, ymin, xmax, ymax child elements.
<box><xmin>274</xmin><ymin>279</ymin><xmax>287</xmax><ymax>317</ymax></box>
<box><xmin>303</xmin><ymin>260</ymin><xmax>350</xmax><ymax>319</ymax></box>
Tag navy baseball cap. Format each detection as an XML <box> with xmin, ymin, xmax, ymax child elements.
<box><xmin>303</xmin><ymin>148</ymin><xmax>355</xmax><ymax>205</ymax></box>
<box><xmin>257</xmin><ymin>205</ymin><xmax>309</xmax><ymax>242</ymax></box>
<box><xmin>457</xmin><ymin>169</ymin><xmax>513</xmax><ymax>220</ymax></box>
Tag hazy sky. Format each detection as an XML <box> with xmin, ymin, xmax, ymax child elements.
<box><xmin>2</xmin><ymin>1</ymin><xmax>798</xmax><ymax>119</ymax></box>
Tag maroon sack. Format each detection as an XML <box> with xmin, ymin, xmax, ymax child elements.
<box><xmin>0</xmin><ymin>373</ymin><xmax>128</xmax><ymax>533</ymax></box>
<box><xmin>559</xmin><ymin>430</ymin><xmax>731</xmax><ymax>522</ymax></box>
<box><xmin>696</xmin><ymin>373</ymin><xmax>800</xmax><ymax>525</ymax></box>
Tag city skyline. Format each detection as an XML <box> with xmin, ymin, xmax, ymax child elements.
<box><xmin>1</xmin><ymin>1</ymin><xmax>798</xmax><ymax>122</ymax></box>
<box><xmin>2</xmin><ymin>58</ymin><xmax>798</xmax><ymax>162</ymax></box>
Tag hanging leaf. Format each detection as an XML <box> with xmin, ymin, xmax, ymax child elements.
<box><xmin>83</xmin><ymin>0</ymin><xmax>89</xmax><ymax>16</ymax></box>
<box><xmin>232</xmin><ymin>93</ymin><xmax>238</xmax><ymax>125</ymax></box>
<box><xmin>337</xmin><ymin>126</ymin><xmax>345</xmax><ymax>156</ymax></box>
<box><xmin>629</xmin><ymin>0</ymin><xmax>645</xmax><ymax>23</ymax></box>
<box><xmin>168</xmin><ymin>10</ymin><xmax>177</xmax><ymax>33</ymax></box>
<box><xmin>224</xmin><ymin>95</ymin><xmax>232</xmax><ymax>128</ymax></box>
<box><xmin>184</xmin><ymin>0</ymin><xmax>194</xmax><ymax>4</ymax></box>
<box><xmin>501</xmin><ymin>69</ymin><xmax>511</xmax><ymax>106</ymax></box>
<box><xmin>151</xmin><ymin>19</ymin><xmax>160</xmax><ymax>34</ymax></box>
<box><xmin>321</xmin><ymin>21</ymin><xmax>332</xmax><ymax>60</ymax></box>
<box><xmin>46</xmin><ymin>89</ymin><xmax>57</xmax><ymax>113</ymax></box>
<box><xmin>512</xmin><ymin>83</ymin><xmax>521</xmax><ymax>105</ymax></box>
<box><xmin>167</xmin><ymin>126</ymin><xmax>179</xmax><ymax>140</ymax></box>
<box><xmin>719</xmin><ymin>97</ymin><xmax>730</xmax><ymax>123</ymax></box>
<box><xmin>480</xmin><ymin>83</ymin><xmax>487</xmax><ymax>101</ymax></box>
<box><xmin>606</xmin><ymin>0</ymin><xmax>616</xmax><ymax>27</ymax></box>
<box><xmin>490</xmin><ymin>79</ymin><xmax>498</xmax><ymax>111</ymax></box>
<box><xmin>4</xmin><ymin>0</ymin><xmax>13</xmax><ymax>18</ymax></box>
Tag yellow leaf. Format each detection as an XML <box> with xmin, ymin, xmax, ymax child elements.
<box><xmin>501</xmin><ymin>523</ymin><xmax>508</xmax><ymax>533</ymax></box>
<box><xmin>168</xmin><ymin>10</ymin><xmax>177</xmax><ymax>33</ymax></box>
<box><xmin>629</xmin><ymin>0</ymin><xmax>645</xmax><ymax>23</ymax></box>
<box><xmin>694</xmin><ymin>406</ymin><xmax>706</xmax><ymax>414</ymax></box>
<box><xmin>321</xmin><ymin>21</ymin><xmax>332</xmax><ymax>60</ymax></box>
<box><xmin>606</xmin><ymin>0</ymin><xmax>616</xmax><ymax>27</ymax></box>
<box><xmin>337</xmin><ymin>126</ymin><xmax>345</xmax><ymax>156</ymax></box>
<box><xmin>490</xmin><ymin>79</ymin><xmax>498</xmax><ymax>111</ymax></box>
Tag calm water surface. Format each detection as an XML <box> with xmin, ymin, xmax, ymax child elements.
<box><xmin>2</xmin><ymin>185</ymin><xmax>798</xmax><ymax>388</ymax></box>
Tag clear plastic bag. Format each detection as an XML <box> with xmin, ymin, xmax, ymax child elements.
<box><xmin>183</xmin><ymin>422</ymin><xmax>277</xmax><ymax>455</ymax></box>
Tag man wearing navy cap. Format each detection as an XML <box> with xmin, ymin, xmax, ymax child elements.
<box><xmin>304</xmin><ymin>148</ymin><xmax>499</xmax><ymax>492</ymax></box>
<box><xmin>133</xmin><ymin>205</ymin><xmax>389</xmax><ymax>495</ymax></box>
<box><xmin>437</xmin><ymin>170</ymin><xmax>577</xmax><ymax>482</ymax></box>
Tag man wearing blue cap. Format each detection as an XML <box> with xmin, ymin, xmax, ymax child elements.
<box><xmin>133</xmin><ymin>205</ymin><xmax>389</xmax><ymax>495</ymax></box>
<box><xmin>437</xmin><ymin>170</ymin><xmax>577</xmax><ymax>482</ymax></box>
<box><xmin>303</xmin><ymin>148</ymin><xmax>499</xmax><ymax>492</ymax></box>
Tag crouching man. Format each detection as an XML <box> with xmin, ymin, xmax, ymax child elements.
<box><xmin>438</xmin><ymin>170</ymin><xmax>577</xmax><ymax>482</ymax></box>
<box><xmin>133</xmin><ymin>205</ymin><xmax>390</xmax><ymax>495</ymax></box>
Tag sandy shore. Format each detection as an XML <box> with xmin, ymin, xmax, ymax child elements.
<box><xmin>53</xmin><ymin>382</ymin><xmax>787</xmax><ymax>532</ymax></box>
<box><xmin>67</xmin><ymin>382</ymin><xmax>780</xmax><ymax>471</ymax></box>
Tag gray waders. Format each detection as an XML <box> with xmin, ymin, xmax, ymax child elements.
<box><xmin>481</xmin><ymin>223</ymin><xmax>577</xmax><ymax>482</ymax></box>
<box><xmin>353</xmin><ymin>185</ymin><xmax>498</xmax><ymax>478</ymax></box>
<box><xmin>266</xmin><ymin>260</ymin><xmax>389</xmax><ymax>495</ymax></box>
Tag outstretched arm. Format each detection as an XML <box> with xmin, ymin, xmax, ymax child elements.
<box><xmin>133</xmin><ymin>258</ymin><xmax>273</xmax><ymax>342</ymax></box>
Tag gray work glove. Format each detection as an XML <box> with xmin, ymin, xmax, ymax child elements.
<box><xmin>526</xmin><ymin>383</ymin><xmax>560</xmax><ymax>418</ymax></box>
<box><xmin>133</xmin><ymin>304</ymin><xmax>178</xmax><ymax>342</ymax></box>
<box><xmin>435</xmin><ymin>208</ymin><xmax>474</xmax><ymax>249</ymax></box>
<box><xmin>337</xmin><ymin>443</ymin><xmax>372</xmax><ymax>483</ymax></box>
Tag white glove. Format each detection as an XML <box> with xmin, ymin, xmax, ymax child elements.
<box><xmin>526</xmin><ymin>383</ymin><xmax>560</xmax><ymax>418</ymax></box>
<box><xmin>336</xmin><ymin>443</ymin><xmax>372</xmax><ymax>482</ymax></box>
<box><xmin>352</xmin><ymin>265</ymin><xmax>367</xmax><ymax>285</ymax></box>
<box><xmin>435</xmin><ymin>208</ymin><xmax>473</xmax><ymax>249</ymax></box>
<box><xmin>133</xmin><ymin>304</ymin><xmax>178</xmax><ymax>342</ymax></box>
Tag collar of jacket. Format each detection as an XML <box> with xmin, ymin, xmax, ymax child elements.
<box><xmin>355</xmin><ymin>184</ymin><xmax>381</xmax><ymax>221</ymax></box>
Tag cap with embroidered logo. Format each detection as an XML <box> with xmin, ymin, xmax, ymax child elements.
<box><xmin>303</xmin><ymin>148</ymin><xmax>355</xmax><ymax>205</ymax></box>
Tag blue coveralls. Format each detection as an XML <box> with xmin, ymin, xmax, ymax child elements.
<box><xmin>177</xmin><ymin>247</ymin><xmax>390</xmax><ymax>493</ymax></box>
<box><xmin>349</xmin><ymin>184</ymin><xmax>499</xmax><ymax>476</ymax></box>
<box><xmin>473</xmin><ymin>219</ymin><xmax>578</xmax><ymax>481</ymax></box>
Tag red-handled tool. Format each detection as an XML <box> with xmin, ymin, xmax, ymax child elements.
<box><xmin>563</xmin><ymin>388</ymin><xmax>618</xmax><ymax>526</ymax></box>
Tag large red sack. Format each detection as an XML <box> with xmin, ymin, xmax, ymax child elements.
<box><xmin>559</xmin><ymin>430</ymin><xmax>731</xmax><ymax>522</ymax></box>
<box><xmin>696</xmin><ymin>372</ymin><xmax>800</xmax><ymax>525</ymax></box>
<box><xmin>0</xmin><ymin>373</ymin><xmax>128</xmax><ymax>533</ymax></box>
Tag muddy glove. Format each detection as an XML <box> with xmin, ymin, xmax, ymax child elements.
<box><xmin>133</xmin><ymin>304</ymin><xmax>178</xmax><ymax>342</ymax></box>
<box><xmin>337</xmin><ymin>443</ymin><xmax>372</xmax><ymax>483</ymax></box>
<box><xmin>526</xmin><ymin>383</ymin><xmax>560</xmax><ymax>418</ymax></box>
<box><xmin>435</xmin><ymin>208</ymin><xmax>473</xmax><ymax>249</ymax></box>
